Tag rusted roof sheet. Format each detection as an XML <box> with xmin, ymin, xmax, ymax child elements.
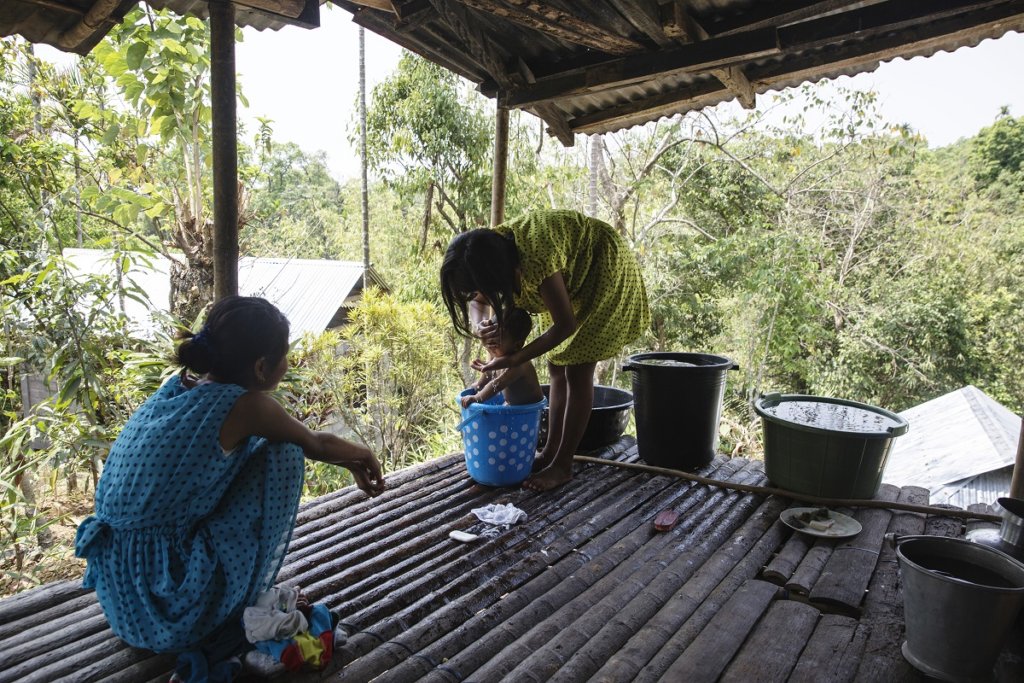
<box><xmin>2</xmin><ymin>437</ymin><xmax>1021</xmax><ymax>682</ymax></box>
<box><xmin>5</xmin><ymin>1</ymin><xmax>1023</xmax><ymax>138</ymax></box>
<box><xmin>340</xmin><ymin>0</ymin><xmax>1024</xmax><ymax>142</ymax></box>
<box><xmin>0</xmin><ymin>0</ymin><xmax>323</xmax><ymax>55</ymax></box>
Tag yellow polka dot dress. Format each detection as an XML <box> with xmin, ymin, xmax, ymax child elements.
<box><xmin>493</xmin><ymin>210</ymin><xmax>650</xmax><ymax>366</ymax></box>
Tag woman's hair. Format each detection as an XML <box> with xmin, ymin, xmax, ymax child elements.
<box><xmin>503</xmin><ymin>307</ymin><xmax>532</xmax><ymax>344</ymax></box>
<box><xmin>176</xmin><ymin>296</ymin><xmax>290</xmax><ymax>386</ymax></box>
<box><xmin>440</xmin><ymin>229</ymin><xmax>520</xmax><ymax>338</ymax></box>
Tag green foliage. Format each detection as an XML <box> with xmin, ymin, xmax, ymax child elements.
<box><xmin>330</xmin><ymin>288</ymin><xmax>462</xmax><ymax>472</ymax></box>
<box><xmin>970</xmin><ymin>110</ymin><xmax>1024</xmax><ymax>191</ymax></box>
<box><xmin>361</xmin><ymin>54</ymin><xmax>493</xmax><ymax>233</ymax></box>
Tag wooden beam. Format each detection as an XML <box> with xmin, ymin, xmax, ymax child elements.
<box><xmin>777</xmin><ymin>0</ymin><xmax>1013</xmax><ymax>52</ymax></box>
<box><xmin>210</xmin><ymin>0</ymin><xmax>239</xmax><ymax>300</ymax></box>
<box><xmin>662</xmin><ymin>4</ymin><xmax>757</xmax><ymax>108</ymax></box>
<box><xmin>1011</xmin><ymin>417</ymin><xmax>1024</xmax><ymax>498</ymax></box>
<box><xmin>57</xmin><ymin>0</ymin><xmax>119</xmax><ymax>50</ymax></box>
<box><xmin>570</xmin><ymin>1</ymin><xmax>1024</xmax><ymax>135</ymax></box>
<box><xmin>532</xmin><ymin>102</ymin><xmax>575</xmax><ymax>146</ymax></box>
<box><xmin>705</xmin><ymin>0</ymin><xmax>869</xmax><ymax>37</ymax></box>
<box><xmin>354</xmin><ymin>8</ymin><xmax>485</xmax><ymax>83</ymax></box>
<box><xmin>569</xmin><ymin>77</ymin><xmax>726</xmax><ymax>133</ymax></box>
<box><xmin>606</xmin><ymin>0</ymin><xmax>673</xmax><ymax>47</ymax></box>
<box><xmin>455</xmin><ymin>0</ymin><xmax>644</xmax><ymax>54</ymax></box>
<box><xmin>500</xmin><ymin>27</ymin><xmax>778</xmax><ymax>109</ymax></box>
<box><xmin>345</xmin><ymin>0</ymin><xmax>396</xmax><ymax>13</ymax></box>
<box><xmin>490</xmin><ymin>107</ymin><xmax>509</xmax><ymax>227</ymax></box>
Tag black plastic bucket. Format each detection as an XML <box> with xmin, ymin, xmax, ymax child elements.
<box><xmin>623</xmin><ymin>352</ymin><xmax>738</xmax><ymax>470</ymax></box>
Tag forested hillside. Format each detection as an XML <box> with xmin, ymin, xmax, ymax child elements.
<box><xmin>2</xmin><ymin>9</ymin><xmax>1022</xmax><ymax>593</ymax></box>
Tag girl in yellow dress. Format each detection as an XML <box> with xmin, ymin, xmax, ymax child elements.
<box><xmin>441</xmin><ymin>210</ymin><xmax>650</xmax><ymax>491</ymax></box>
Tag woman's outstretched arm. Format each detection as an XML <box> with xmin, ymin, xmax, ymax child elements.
<box><xmin>222</xmin><ymin>391</ymin><xmax>385</xmax><ymax>496</ymax></box>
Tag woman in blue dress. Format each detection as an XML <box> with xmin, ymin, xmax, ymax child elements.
<box><xmin>75</xmin><ymin>296</ymin><xmax>384</xmax><ymax>680</ymax></box>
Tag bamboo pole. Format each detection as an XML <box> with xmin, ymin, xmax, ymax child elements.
<box><xmin>573</xmin><ymin>455</ymin><xmax>1003</xmax><ymax>523</ymax></box>
<box><xmin>1010</xmin><ymin>416</ymin><xmax>1024</xmax><ymax>499</ymax></box>
<box><xmin>490</xmin><ymin>107</ymin><xmax>509</xmax><ymax>227</ymax></box>
<box><xmin>210</xmin><ymin>0</ymin><xmax>239</xmax><ymax>300</ymax></box>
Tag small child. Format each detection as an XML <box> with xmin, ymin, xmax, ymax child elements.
<box><xmin>75</xmin><ymin>296</ymin><xmax>384</xmax><ymax>679</ymax></box>
<box><xmin>462</xmin><ymin>307</ymin><xmax>544</xmax><ymax>408</ymax></box>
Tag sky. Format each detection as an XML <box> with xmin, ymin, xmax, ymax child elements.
<box><xmin>37</xmin><ymin>6</ymin><xmax>1024</xmax><ymax>182</ymax></box>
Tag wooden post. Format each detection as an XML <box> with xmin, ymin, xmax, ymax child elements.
<box><xmin>490</xmin><ymin>106</ymin><xmax>509</xmax><ymax>227</ymax></box>
<box><xmin>1010</xmin><ymin>417</ymin><xmax>1024</xmax><ymax>499</ymax></box>
<box><xmin>210</xmin><ymin>0</ymin><xmax>239</xmax><ymax>300</ymax></box>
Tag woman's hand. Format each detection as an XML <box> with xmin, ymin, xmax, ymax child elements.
<box><xmin>322</xmin><ymin>438</ymin><xmax>386</xmax><ymax>496</ymax></box>
<box><xmin>475</xmin><ymin>316</ymin><xmax>500</xmax><ymax>349</ymax></box>
<box><xmin>475</xmin><ymin>352</ymin><xmax>519</xmax><ymax>374</ymax></box>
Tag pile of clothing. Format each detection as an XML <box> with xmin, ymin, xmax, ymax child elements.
<box><xmin>242</xmin><ymin>586</ymin><xmax>337</xmax><ymax>672</ymax></box>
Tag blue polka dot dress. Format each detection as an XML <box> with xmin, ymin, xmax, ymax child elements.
<box><xmin>74</xmin><ymin>375</ymin><xmax>305</xmax><ymax>653</ymax></box>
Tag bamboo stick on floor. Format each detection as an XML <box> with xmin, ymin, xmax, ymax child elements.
<box><xmin>573</xmin><ymin>455</ymin><xmax>1002</xmax><ymax>522</ymax></box>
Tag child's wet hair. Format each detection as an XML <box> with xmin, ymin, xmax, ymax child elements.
<box><xmin>440</xmin><ymin>229</ymin><xmax>520</xmax><ymax>338</ymax></box>
<box><xmin>176</xmin><ymin>296</ymin><xmax>289</xmax><ymax>385</ymax></box>
<box><xmin>503</xmin><ymin>307</ymin><xmax>532</xmax><ymax>343</ymax></box>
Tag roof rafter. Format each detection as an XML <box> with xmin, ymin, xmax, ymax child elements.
<box><xmin>663</xmin><ymin>1</ymin><xmax>756</xmax><ymax>108</ymax></box>
<box><xmin>456</xmin><ymin>0</ymin><xmax>645</xmax><ymax>55</ymax></box>
<box><xmin>570</xmin><ymin>0</ymin><xmax>1024</xmax><ymax>134</ymax></box>
<box><xmin>499</xmin><ymin>27</ymin><xmax>779</xmax><ymax>109</ymax></box>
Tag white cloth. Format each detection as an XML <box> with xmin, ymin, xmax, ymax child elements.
<box><xmin>243</xmin><ymin>586</ymin><xmax>307</xmax><ymax>643</ymax></box>
<box><xmin>471</xmin><ymin>503</ymin><xmax>528</xmax><ymax>525</ymax></box>
<box><xmin>254</xmin><ymin>586</ymin><xmax>300</xmax><ymax>612</ymax></box>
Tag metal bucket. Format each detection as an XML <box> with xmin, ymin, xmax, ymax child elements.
<box><xmin>892</xmin><ymin>534</ymin><xmax>1024</xmax><ymax>682</ymax></box>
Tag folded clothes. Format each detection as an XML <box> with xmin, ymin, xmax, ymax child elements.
<box><xmin>471</xmin><ymin>503</ymin><xmax>528</xmax><ymax>525</ymax></box>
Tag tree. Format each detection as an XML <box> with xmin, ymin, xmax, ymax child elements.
<box><xmin>361</xmin><ymin>53</ymin><xmax>492</xmax><ymax>239</ymax></box>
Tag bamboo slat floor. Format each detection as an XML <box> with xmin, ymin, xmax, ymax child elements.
<box><xmin>1</xmin><ymin>435</ymin><xmax>1022</xmax><ymax>682</ymax></box>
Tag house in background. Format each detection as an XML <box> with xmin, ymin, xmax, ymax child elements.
<box><xmin>882</xmin><ymin>385</ymin><xmax>1022</xmax><ymax>508</ymax></box>
<box><xmin>62</xmin><ymin>248</ymin><xmax>388</xmax><ymax>342</ymax></box>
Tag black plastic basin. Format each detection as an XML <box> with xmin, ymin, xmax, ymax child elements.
<box><xmin>537</xmin><ymin>384</ymin><xmax>633</xmax><ymax>452</ymax></box>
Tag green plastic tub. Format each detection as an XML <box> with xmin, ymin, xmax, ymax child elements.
<box><xmin>753</xmin><ymin>393</ymin><xmax>909</xmax><ymax>499</ymax></box>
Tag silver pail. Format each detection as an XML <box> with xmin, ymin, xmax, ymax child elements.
<box><xmin>892</xmin><ymin>534</ymin><xmax>1024</xmax><ymax>682</ymax></box>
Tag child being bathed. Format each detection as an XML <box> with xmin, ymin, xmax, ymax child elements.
<box><xmin>461</xmin><ymin>307</ymin><xmax>544</xmax><ymax>408</ymax></box>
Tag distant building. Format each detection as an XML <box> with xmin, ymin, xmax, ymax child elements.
<box><xmin>62</xmin><ymin>248</ymin><xmax>388</xmax><ymax>342</ymax></box>
<box><xmin>882</xmin><ymin>385</ymin><xmax>1022</xmax><ymax>507</ymax></box>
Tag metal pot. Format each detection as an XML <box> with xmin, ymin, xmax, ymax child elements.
<box><xmin>537</xmin><ymin>384</ymin><xmax>633</xmax><ymax>452</ymax></box>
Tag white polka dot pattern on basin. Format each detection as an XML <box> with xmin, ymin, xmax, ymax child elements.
<box><xmin>460</xmin><ymin>409</ymin><xmax>542</xmax><ymax>486</ymax></box>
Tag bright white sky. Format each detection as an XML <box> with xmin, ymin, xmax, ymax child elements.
<box><xmin>37</xmin><ymin>6</ymin><xmax>1024</xmax><ymax>182</ymax></box>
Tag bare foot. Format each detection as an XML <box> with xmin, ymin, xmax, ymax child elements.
<box><xmin>531</xmin><ymin>450</ymin><xmax>554</xmax><ymax>473</ymax></box>
<box><xmin>522</xmin><ymin>464</ymin><xmax>572</xmax><ymax>492</ymax></box>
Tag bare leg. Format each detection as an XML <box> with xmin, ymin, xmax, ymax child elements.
<box><xmin>533</xmin><ymin>364</ymin><xmax>566</xmax><ymax>471</ymax></box>
<box><xmin>523</xmin><ymin>362</ymin><xmax>595</xmax><ymax>492</ymax></box>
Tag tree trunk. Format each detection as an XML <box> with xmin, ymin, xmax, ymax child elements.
<box><xmin>360</xmin><ymin>26</ymin><xmax>371</xmax><ymax>291</ymax></box>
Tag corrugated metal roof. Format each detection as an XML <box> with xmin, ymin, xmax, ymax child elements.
<box><xmin>882</xmin><ymin>385</ymin><xmax>1022</xmax><ymax>505</ymax></box>
<box><xmin>0</xmin><ymin>0</ymin><xmax>323</xmax><ymax>55</ymax></box>
<box><xmin>7</xmin><ymin>1</ymin><xmax>1024</xmax><ymax>138</ymax></box>
<box><xmin>238</xmin><ymin>256</ymin><xmax>366</xmax><ymax>340</ymax></box>
<box><xmin>62</xmin><ymin>248</ymin><xmax>382</xmax><ymax>342</ymax></box>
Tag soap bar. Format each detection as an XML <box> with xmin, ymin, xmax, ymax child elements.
<box><xmin>449</xmin><ymin>530</ymin><xmax>479</xmax><ymax>543</ymax></box>
<box><xmin>653</xmin><ymin>509</ymin><xmax>679</xmax><ymax>532</ymax></box>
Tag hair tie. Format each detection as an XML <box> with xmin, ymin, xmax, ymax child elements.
<box><xmin>191</xmin><ymin>327</ymin><xmax>212</xmax><ymax>350</ymax></box>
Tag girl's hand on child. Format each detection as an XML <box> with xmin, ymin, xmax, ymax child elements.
<box><xmin>475</xmin><ymin>318</ymin><xmax>500</xmax><ymax>349</ymax></box>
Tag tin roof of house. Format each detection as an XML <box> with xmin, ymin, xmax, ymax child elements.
<box><xmin>882</xmin><ymin>385</ymin><xmax>1022</xmax><ymax>505</ymax></box>
<box><xmin>62</xmin><ymin>248</ymin><xmax>387</xmax><ymax>342</ymax></box>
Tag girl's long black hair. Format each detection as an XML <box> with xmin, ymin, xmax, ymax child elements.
<box><xmin>440</xmin><ymin>229</ymin><xmax>520</xmax><ymax>338</ymax></box>
<box><xmin>176</xmin><ymin>295</ymin><xmax>290</xmax><ymax>386</ymax></box>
